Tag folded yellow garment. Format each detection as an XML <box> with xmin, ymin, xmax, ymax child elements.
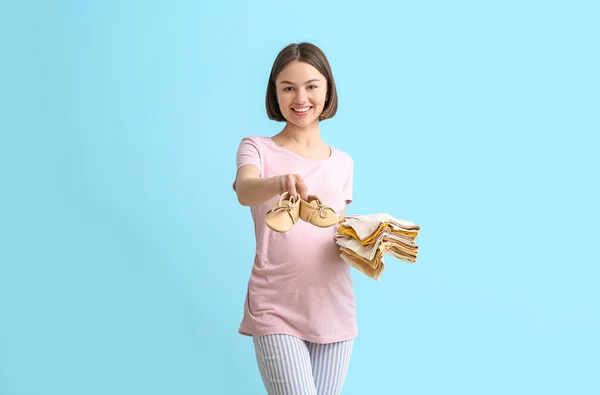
<box><xmin>384</xmin><ymin>240</ymin><xmax>418</xmax><ymax>256</ymax></box>
<box><xmin>337</xmin><ymin>216</ymin><xmax>421</xmax><ymax>280</ymax></box>
<box><xmin>337</xmin><ymin>222</ymin><xmax>388</xmax><ymax>244</ymax></box>
<box><xmin>337</xmin><ymin>223</ymin><xmax>419</xmax><ymax>245</ymax></box>
<box><xmin>340</xmin><ymin>251</ymin><xmax>384</xmax><ymax>281</ymax></box>
<box><xmin>388</xmin><ymin>247</ymin><xmax>417</xmax><ymax>263</ymax></box>
<box><xmin>340</xmin><ymin>239</ymin><xmax>416</xmax><ymax>269</ymax></box>
<box><xmin>339</xmin><ymin>246</ymin><xmax>383</xmax><ymax>271</ymax></box>
<box><xmin>335</xmin><ymin>234</ymin><xmax>417</xmax><ymax>263</ymax></box>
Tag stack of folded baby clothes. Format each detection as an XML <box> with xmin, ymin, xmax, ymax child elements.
<box><xmin>335</xmin><ymin>213</ymin><xmax>420</xmax><ymax>281</ymax></box>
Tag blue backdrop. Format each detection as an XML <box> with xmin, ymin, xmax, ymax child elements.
<box><xmin>1</xmin><ymin>0</ymin><xmax>599</xmax><ymax>394</ymax></box>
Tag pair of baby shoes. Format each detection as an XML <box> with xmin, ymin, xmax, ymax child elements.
<box><xmin>265</xmin><ymin>192</ymin><xmax>339</xmax><ymax>233</ymax></box>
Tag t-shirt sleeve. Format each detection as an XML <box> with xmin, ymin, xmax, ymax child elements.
<box><xmin>233</xmin><ymin>136</ymin><xmax>262</xmax><ymax>192</ymax></box>
<box><xmin>343</xmin><ymin>157</ymin><xmax>354</xmax><ymax>204</ymax></box>
<box><xmin>236</xmin><ymin>136</ymin><xmax>262</xmax><ymax>173</ymax></box>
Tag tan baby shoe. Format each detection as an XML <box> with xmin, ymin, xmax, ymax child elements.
<box><xmin>265</xmin><ymin>192</ymin><xmax>300</xmax><ymax>232</ymax></box>
<box><xmin>299</xmin><ymin>195</ymin><xmax>339</xmax><ymax>228</ymax></box>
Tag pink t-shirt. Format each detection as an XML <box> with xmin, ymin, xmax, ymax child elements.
<box><xmin>235</xmin><ymin>136</ymin><xmax>357</xmax><ymax>343</ymax></box>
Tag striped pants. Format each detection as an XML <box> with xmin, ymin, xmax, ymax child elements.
<box><xmin>253</xmin><ymin>334</ymin><xmax>353</xmax><ymax>395</ymax></box>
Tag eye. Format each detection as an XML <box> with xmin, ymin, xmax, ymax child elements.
<box><xmin>283</xmin><ymin>87</ymin><xmax>294</xmax><ymax>92</ymax></box>
<box><xmin>307</xmin><ymin>85</ymin><xmax>318</xmax><ymax>90</ymax></box>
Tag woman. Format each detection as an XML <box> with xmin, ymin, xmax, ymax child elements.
<box><xmin>233</xmin><ymin>42</ymin><xmax>356</xmax><ymax>395</ymax></box>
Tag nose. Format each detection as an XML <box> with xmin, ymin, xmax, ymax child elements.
<box><xmin>294</xmin><ymin>88</ymin><xmax>307</xmax><ymax>104</ymax></box>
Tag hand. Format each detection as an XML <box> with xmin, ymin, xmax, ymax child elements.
<box><xmin>275</xmin><ymin>174</ymin><xmax>308</xmax><ymax>201</ymax></box>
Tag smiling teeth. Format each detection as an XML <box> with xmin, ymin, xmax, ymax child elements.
<box><xmin>293</xmin><ymin>107</ymin><xmax>311</xmax><ymax>112</ymax></box>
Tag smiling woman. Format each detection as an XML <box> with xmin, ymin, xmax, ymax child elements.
<box><xmin>232</xmin><ymin>42</ymin><xmax>356</xmax><ymax>395</ymax></box>
<box><xmin>265</xmin><ymin>43</ymin><xmax>338</xmax><ymax>123</ymax></box>
<box><xmin>277</xmin><ymin>67</ymin><xmax>327</xmax><ymax>125</ymax></box>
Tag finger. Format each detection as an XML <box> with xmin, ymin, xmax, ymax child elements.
<box><xmin>283</xmin><ymin>176</ymin><xmax>297</xmax><ymax>199</ymax></box>
<box><xmin>296</xmin><ymin>178</ymin><xmax>308</xmax><ymax>201</ymax></box>
<box><xmin>288</xmin><ymin>184</ymin><xmax>299</xmax><ymax>200</ymax></box>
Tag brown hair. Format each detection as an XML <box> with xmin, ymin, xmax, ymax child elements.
<box><xmin>266</xmin><ymin>42</ymin><xmax>338</xmax><ymax>122</ymax></box>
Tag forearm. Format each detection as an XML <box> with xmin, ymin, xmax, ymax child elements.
<box><xmin>236</xmin><ymin>176</ymin><xmax>280</xmax><ymax>207</ymax></box>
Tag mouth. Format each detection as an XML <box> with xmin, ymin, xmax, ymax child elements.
<box><xmin>291</xmin><ymin>106</ymin><xmax>313</xmax><ymax>116</ymax></box>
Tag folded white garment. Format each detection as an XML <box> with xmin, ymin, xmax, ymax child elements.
<box><xmin>341</xmin><ymin>213</ymin><xmax>420</xmax><ymax>241</ymax></box>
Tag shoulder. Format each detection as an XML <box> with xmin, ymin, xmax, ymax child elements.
<box><xmin>238</xmin><ymin>135</ymin><xmax>274</xmax><ymax>149</ymax></box>
<box><xmin>239</xmin><ymin>135</ymin><xmax>273</xmax><ymax>142</ymax></box>
<box><xmin>331</xmin><ymin>145</ymin><xmax>354</xmax><ymax>166</ymax></box>
<box><xmin>238</xmin><ymin>135</ymin><xmax>262</xmax><ymax>144</ymax></box>
<box><xmin>236</xmin><ymin>136</ymin><xmax>268</xmax><ymax>167</ymax></box>
<box><xmin>237</xmin><ymin>135</ymin><xmax>272</xmax><ymax>150</ymax></box>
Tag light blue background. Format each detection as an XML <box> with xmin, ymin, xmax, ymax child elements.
<box><xmin>1</xmin><ymin>0</ymin><xmax>599</xmax><ymax>394</ymax></box>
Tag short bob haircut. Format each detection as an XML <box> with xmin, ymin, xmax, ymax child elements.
<box><xmin>266</xmin><ymin>42</ymin><xmax>338</xmax><ymax>122</ymax></box>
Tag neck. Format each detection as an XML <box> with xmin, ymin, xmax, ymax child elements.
<box><xmin>280</xmin><ymin>121</ymin><xmax>322</xmax><ymax>146</ymax></box>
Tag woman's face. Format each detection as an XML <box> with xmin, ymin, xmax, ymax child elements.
<box><xmin>275</xmin><ymin>61</ymin><xmax>328</xmax><ymax>128</ymax></box>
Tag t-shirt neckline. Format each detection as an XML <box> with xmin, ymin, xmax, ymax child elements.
<box><xmin>264</xmin><ymin>137</ymin><xmax>335</xmax><ymax>162</ymax></box>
